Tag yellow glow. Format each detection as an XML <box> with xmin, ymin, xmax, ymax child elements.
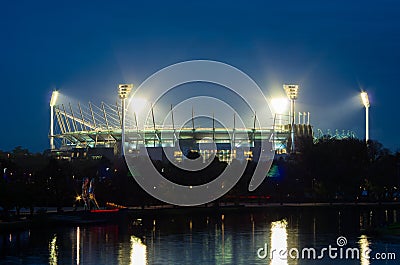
<box><xmin>361</xmin><ymin>92</ymin><xmax>370</xmax><ymax>108</ymax></box>
<box><xmin>119</xmin><ymin>84</ymin><xmax>134</xmax><ymax>99</ymax></box>
<box><xmin>49</xmin><ymin>234</ymin><xmax>58</xmax><ymax>265</ymax></box>
<box><xmin>271</xmin><ymin>98</ymin><xmax>289</xmax><ymax>114</ymax></box>
<box><xmin>270</xmin><ymin>219</ymin><xmax>288</xmax><ymax>265</ymax></box>
<box><xmin>130</xmin><ymin>98</ymin><xmax>148</xmax><ymax>114</ymax></box>
<box><xmin>130</xmin><ymin>236</ymin><xmax>147</xmax><ymax>265</ymax></box>
<box><xmin>50</xmin><ymin>91</ymin><xmax>59</xmax><ymax>107</ymax></box>
<box><xmin>75</xmin><ymin>195</ymin><xmax>82</xmax><ymax>201</ymax></box>
<box><xmin>77</xmin><ymin>227</ymin><xmax>80</xmax><ymax>265</ymax></box>
<box><xmin>283</xmin><ymin>84</ymin><xmax>299</xmax><ymax>100</ymax></box>
<box><xmin>359</xmin><ymin>235</ymin><xmax>370</xmax><ymax>265</ymax></box>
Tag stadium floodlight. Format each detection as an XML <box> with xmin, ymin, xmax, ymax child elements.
<box><xmin>283</xmin><ymin>84</ymin><xmax>299</xmax><ymax>153</ymax></box>
<box><xmin>119</xmin><ymin>84</ymin><xmax>134</xmax><ymax>156</ymax></box>
<box><xmin>271</xmin><ymin>98</ymin><xmax>289</xmax><ymax>115</ymax></box>
<box><xmin>118</xmin><ymin>84</ymin><xmax>133</xmax><ymax>99</ymax></box>
<box><xmin>360</xmin><ymin>91</ymin><xmax>370</xmax><ymax>142</ymax></box>
<box><xmin>49</xmin><ymin>90</ymin><xmax>59</xmax><ymax>150</ymax></box>
<box><xmin>284</xmin><ymin>84</ymin><xmax>299</xmax><ymax>100</ymax></box>
<box><xmin>271</xmin><ymin>97</ymin><xmax>289</xmax><ymax>127</ymax></box>
<box><xmin>361</xmin><ymin>91</ymin><xmax>370</xmax><ymax>108</ymax></box>
<box><xmin>50</xmin><ymin>90</ymin><xmax>59</xmax><ymax>107</ymax></box>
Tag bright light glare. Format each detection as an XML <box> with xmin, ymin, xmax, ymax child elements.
<box><xmin>361</xmin><ymin>92</ymin><xmax>370</xmax><ymax>108</ymax></box>
<box><xmin>50</xmin><ymin>91</ymin><xmax>59</xmax><ymax>107</ymax></box>
<box><xmin>359</xmin><ymin>235</ymin><xmax>370</xmax><ymax>265</ymax></box>
<box><xmin>49</xmin><ymin>235</ymin><xmax>58</xmax><ymax>265</ymax></box>
<box><xmin>130</xmin><ymin>98</ymin><xmax>148</xmax><ymax>113</ymax></box>
<box><xmin>270</xmin><ymin>219</ymin><xmax>288</xmax><ymax>265</ymax></box>
<box><xmin>77</xmin><ymin>227</ymin><xmax>80</xmax><ymax>265</ymax></box>
<box><xmin>130</xmin><ymin>236</ymin><xmax>147</xmax><ymax>265</ymax></box>
<box><xmin>271</xmin><ymin>98</ymin><xmax>289</xmax><ymax>114</ymax></box>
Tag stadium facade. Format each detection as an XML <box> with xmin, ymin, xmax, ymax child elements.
<box><xmin>49</xmin><ymin>90</ymin><xmax>315</xmax><ymax>162</ymax></box>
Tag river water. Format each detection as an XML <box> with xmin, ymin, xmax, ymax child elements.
<box><xmin>1</xmin><ymin>206</ymin><xmax>399</xmax><ymax>264</ymax></box>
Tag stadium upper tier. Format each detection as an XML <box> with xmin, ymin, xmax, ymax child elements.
<box><xmin>51</xmin><ymin>101</ymin><xmax>293</xmax><ymax>151</ymax></box>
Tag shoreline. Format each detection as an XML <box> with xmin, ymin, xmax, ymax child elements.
<box><xmin>1</xmin><ymin>202</ymin><xmax>399</xmax><ymax>232</ymax></box>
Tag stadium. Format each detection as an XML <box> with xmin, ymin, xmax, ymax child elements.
<box><xmin>47</xmin><ymin>85</ymin><xmax>354</xmax><ymax>163</ymax></box>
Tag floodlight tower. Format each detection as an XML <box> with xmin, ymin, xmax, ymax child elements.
<box><xmin>361</xmin><ymin>91</ymin><xmax>370</xmax><ymax>142</ymax></box>
<box><xmin>49</xmin><ymin>90</ymin><xmax>59</xmax><ymax>150</ymax></box>
<box><xmin>118</xmin><ymin>84</ymin><xmax>133</xmax><ymax>156</ymax></box>
<box><xmin>284</xmin><ymin>84</ymin><xmax>299</xmax><ymax>153</ymax></box>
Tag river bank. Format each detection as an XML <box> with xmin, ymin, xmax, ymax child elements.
<box><xmin>1</xmin><ymin>201</ymin><xmax>400</xmax><ymax>232</ymax></box>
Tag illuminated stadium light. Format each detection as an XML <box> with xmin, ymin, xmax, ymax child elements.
<box><xmin>119</xmin><ymin>84</ymin><xmax>134</xmax><ymax>156</ymax></box>
<box><xmin>50</xmin><ymin>90</ymin><xmax>59</xmax><ymax>107</ymax></box>
<box><xmin>270</xmin><ymin>98</ymin><xmax>289</xmax><ymax>115</ymax></box>
<box><xmin>283</xmin><ymin>84</ymin><xmax>299</xmax><ymax>100</ymax></box>
<box><xmin>49</xmin><ymin>90</ymin><xmax>59</xmax><ymax>150</ymax></box>
<box><xmin>361</xmin><ymin>91</ymin><xmax>370</xmax><ymax>108</ymax></box>
<box><xmin>360</xmin><ymin>91</ymin><xmax>370</xmax><ymax>142</ymax></box>
<box><xmin>283</xmin><ymin>84</ymin><xmax>300</xmax><ymax>153</ymax></box>
<box><xmin>118</xmin><ymin>84</ymin><xmax>133</xmax><ymax>99</ymax></box>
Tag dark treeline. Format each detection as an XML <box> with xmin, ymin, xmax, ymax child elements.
<box><xmin>0</xmin><ymin>147</ymin><xmax>157</xmax><ymax>217</ymax></box>
<box><xmin>1</xmin><ymin>139</ymin><xmax>399</xmax><ymax>217</ymax></box>
<box><xmin>263</xmin><ymin>138</ymin><xmax>400</xmax><ymax>203</ymax></box>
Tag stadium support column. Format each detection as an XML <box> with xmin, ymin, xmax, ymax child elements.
<box><xmin>49</xmin><ymin>90</ymin><xmax>59</xmax><ymax>150</ymax></box>
<box><xmin>290</xmin><ymin>99</ymin><xmax>295</xmax><ymax>152</ymax></box>
<box><xmin>118</xmin><ymin>84</ymin><xmax>133</xmax><ymax>156</ymax></box>
<box><xmin>284</xmin><ymin>84</ymin><xmax>299</xmax><ymax>154</ymax></box>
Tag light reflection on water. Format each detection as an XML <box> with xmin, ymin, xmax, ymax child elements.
<box><xmin>359</xmin><ymin>235</ymin><xmax>370</xmax><ymax>265</ymax></box>
<box><xmin>76</xmin><ymin>227</ymin><xmax>80</xmax><ymax>265</ymax></box>
<box><xmin>0</xmin><ymin>207</ymin><xmax>399</xmax><ymax>265</ymax></box>
<box><xmin>129</xmin><ymin>236</ymin><xmax>147</xmax><ymax>265</ymax></box>
<box><xmin>48</xmin><ymin>234</ymin><xmax>57</xmax><ymax>265</ymax></box>
<box><xmin>270</xmin><ymin>219</ymin><xmax>288</xmax><ymax>265</ymax></box>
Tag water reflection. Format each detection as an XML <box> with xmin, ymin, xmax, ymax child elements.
<box><xmin>270</xmin><ymin>219</ymin><xmax>288</xmax><ymax>265</ymax></box>
<box><xmin>76</xmin><ymin>227</ymin><xmax>80</xmax><ymax>265</ymax></box>
<box><xmin>2</xmin><ymin>208</ymin><xmax>399</xmax><ymax>265</ymax></box>
<box><xmin>359</xmin><ymin>235</ymin><xmax>370</xmax><ymax>265</ymax></box>
<box><xmin>221</xmin><ymin>215</ymin><xmax>225</xmax><ymax>262</ymax></box>
<box><xmin>48</xmin><ymin>234</ymin><xmax>58</xmax><ymax>265</ymax></box>
<box><xmin>129</xmin><ymin>236</ymin><xmax>147</xmax><ymax>265</ymax></box>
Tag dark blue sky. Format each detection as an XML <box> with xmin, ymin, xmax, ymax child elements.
<box><xmin>1</xmin><ymin>0</ymin><xmax>400</xmax><ymax>152</ymax></box>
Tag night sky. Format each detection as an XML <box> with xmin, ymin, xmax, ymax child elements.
<box><xmin>1</xmin><ymin>0</ymin><xmax>400</xmax><ymax>152</ymax></box>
